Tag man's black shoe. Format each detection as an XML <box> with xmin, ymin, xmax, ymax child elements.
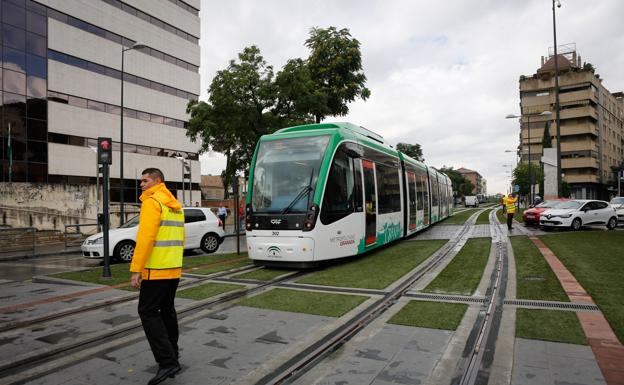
<box><xmin>148</xmin><ymin>365</ymin><xmax>181</xmax><ymax>385</ymax></box>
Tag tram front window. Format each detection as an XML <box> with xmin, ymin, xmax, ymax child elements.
<box><xmin>252</xmin><ymin>136</ymin><xmax>329</xmax><ymax>214</ymax></box>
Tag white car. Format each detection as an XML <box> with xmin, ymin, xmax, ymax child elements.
<box><xmin>82</xmin><ymin>207</ymin><xmax>226</xmax><ymax>262</ymax></box>
<box><xmin>465</xmin><ymin>196</ymin><xmax>479</xmax><ymax>207</ymax></box>
<box><xmin>540</xmin><ymin>199</ymin><xmax>617</xmax><ymax>231</ymax></box>
<box><xmin>610</xmin><ymin>197</ymin><xmax>624</xmax><ymax>226</ymax></box>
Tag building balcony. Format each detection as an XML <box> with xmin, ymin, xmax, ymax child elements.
<box><xmin>564</xmin><ymin>174</ymin><xmax>599</xmax><ymax>184</ymax></box>
<box><xmin>562</xmin><ymin>157</ymin><xmax>599</xmax><ymax>169</ymax></box>
<box><xmin>561</xmin><ymin>122</ymin><xmax>599</xmax><ymax>137</ymax></box>
<box><xmin>560</xmin><ymin>141</ymin><xmax>598</xmax><ymax>153</ymax></box>
<box><xmin>560</xmin><ymin>105</ymin><xmax>598</xmax><ymax>121</ymax></box>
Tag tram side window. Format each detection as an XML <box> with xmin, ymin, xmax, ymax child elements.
<box><xmin>321</xmin><ymin>151</ymin><xmax>356</xmax><ymax>224</ymax></box>
<box><xmin>431</xmin><ymin>178</ymin><xmax>439</xmax><ymax>206</ymax></box>
<box><xmin>376</xmin><ymin>164</ymin><xmax>401</xmax><ymax>214</ymax></box>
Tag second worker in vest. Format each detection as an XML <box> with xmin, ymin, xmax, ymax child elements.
<box><xmin>131</xmin><ymin>168</ymin><xmax>184</xmax><ymax>385</ymax></box>
<box><xmin>505</xmin><ymin>193</ymin><xmax>518</xmax><ymax>231</ymax></box>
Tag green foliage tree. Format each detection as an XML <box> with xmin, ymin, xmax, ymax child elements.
<box><xmin>512</xmin><ymin>163</ymin><xmax>544</xmax><ymax>197</ymax></box>
<box><xmin>396</xmin><ymin>142</ymin><xmax>424</xmax><ymax>161</ymax></box>
<box><xmin>273</xmin><ymin>58</ymin><xmax>318</xmax><ymax>127</ymax></box>
<box><xmin>305</xmin><ymin>27</ymin><xmax>371</xmax><ymax>123</ymax></box>
<box><xmin>439</xmin><ymin>167</ymin><xmax>474</xmax><ymax>197</ymax></box>
<box><xmin>542</xmin><ymin>121</ymin><xmax>552</xmax><ymax>148</ymax></box>
<box><xmin>186</xmin><ymin>46</ymin><xmax>277</xmax><ymax>194</ymax></box>
<box><xmin>561</xmin><ymin>181</ymin><xmax>571</xmax><ymax>198</ymax></box>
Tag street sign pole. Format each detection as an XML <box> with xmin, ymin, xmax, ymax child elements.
<box><xmin>98</xmin><ymin>137</ymin><xmax>113</xmax><ymax>279</ymax></box>
<box><xmin>233</xmin><ymin>178</ymin><xmax>240</xmax><ymax>255</ymax></box>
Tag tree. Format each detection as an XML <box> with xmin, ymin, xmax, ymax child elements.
<box><xmin>273</xmin><ymin>58</ymin><xmax>318</xmax><ymax>127</ymax></box>
<box><xmin>542</xmin><ymin>121</ymin><xmax>552</xmax><ymax>148</ymax></box>
<box><xmin>439</xmin><ymin>167</ymin><xmax>474</xmax><ymax>197</ymax></box>
<box><xmin>186</xmin><ymin>46</ymin><xmax>277</xmax><ymax>195</ymax></box>
<box><xmin>305</xmin><ymin>27</ymin><xmax>371</xmax><ymax>123</ymax></box>
<box><xmin>396</xmin><ymin>142</ymin><xmax>424</xmax><ymax>162</ymax></box>
<box><xmin>512</xmin><ymin>163</ymin><xmax>544</xmax><ymax>197</ymax></box>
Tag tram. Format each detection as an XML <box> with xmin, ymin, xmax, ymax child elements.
<box><xmin>244</xmin><ymin>122</ymin><xmax>453</xmax><ymax>265</ymax></box>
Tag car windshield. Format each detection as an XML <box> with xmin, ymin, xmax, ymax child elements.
<box><xmin>556</xmin><ymin>201</ymin><xmax>582</xmax><ymax>210</ymax></box>
<box><xmin>120</xmin><ymin>215</ymin><xmax>139</xmax><ymax>228</ymax></box>
<box><xmin>251</xmin><ymin>136</ymin><xmax>329</xmax><ymax>213</ymax></box>
<box><xmin>610</xmin><ymin>197</ymin><xmax>624</xmax><ymax>205</ymax></box>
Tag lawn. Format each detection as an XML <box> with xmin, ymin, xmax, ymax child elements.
<box><xmin>495</xmin><ymin>208</ymin><xmax>525</xmax><ymax>224</ymax></box>
<box><xmin>183</xmin><ymin>252</ymin><xmax>249</xmax><ymax>268</ymax></box>
<box><xmin>423</xmin><ymin>237</ymin><xmax>491</xmax><ymax>295</ymax></box>
<box><xmin>231</xmin><ymin>268</ymin><xmax>294</xmax><ymax>281</ymax></box>
<box><xmin>441</xmin><ymin>209</ymin><xmax>476</xmax><ymax>225</ymax></box>
<box><xmin>51</xmin><ymin>263</ymin><xmax>132</xmax><ymax>286</ymax></box>
<box><xmin>516</xmin><ymin>308</ymin><xmax>587</xmax><ymax>345</ymax></box>
<box><xmin>511</xmin><ymin>236</ymin><xmax>568</xmax><ymax>302</ymax></box>
<box><xmin>540</xmin><ymin>231</ymin><xmax>624</xmax><ymax>344</ymax></box>
<box><xmin>296</xmin><ymin>239</ymin><xmax>447</xmax><ymax>290</ymax></box>
<box><xmin>475</xmin><ymin>210</ymin><xmax>492</xmax><ymax>225</ymax></box>
<box><xmin>388</xmin><ymin>300</ymin><xmax>468</xmax><ymax>330</ymax></box>
<box><xmin>191</xmin><ymin>261</ymin><xmax>251</xmax><ymax>275</ymax></box>
<box><xmin>238</xmin><ymin>288</ymin><xmax>368</xmax><ymax>317</ymax></box>
<box><xmin>176</xmin><ymin>282</ymin><xmax>244</xmax><ymax>300</ymax></box>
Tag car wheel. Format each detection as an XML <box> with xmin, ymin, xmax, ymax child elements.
<box><xmin>201</xmin><ymin>233</ymin><xmax>220</xmax><ymax>254</ymax></box>
<box><xmin>114</xmin><ymin>240</ymin><xmax>135</xmax><ymax>263</ymax></box>
<box><xmin>607</xmin><ymin>217</ymin><xmax>617</xmax><ymax>230</ymax></box>
<box><xmin>571</xmin><ymin>218</ymin><xmax>582</xmax><ymax>231</ymax></box>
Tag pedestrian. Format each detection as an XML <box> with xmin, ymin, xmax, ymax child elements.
<box><xmin>239</xmin><ymin>204</ymin><xmax>245</xmax><ymax>231</ymax></box>
<box><xmin>218</xmin><ymin>204</ymin><xmax>227</xmax><ymax>231</ymax></box>
<box><xmin>194</xmin><ymin>201</ymin><xmax>199</xmax><ymax>207</ymax></box>
<box><xmin>505</xmin><ymin>193</ymin><xmax>518</xmax><ymax>231</ymax></box>
<box><xmin>501</xmin><ymin>194</ymin><xmax>506</xmax><ymax>214</ymax></box>
<box><xmin>130</xmin><ymin>168</ymin><xmax>184</xmax><ymax>385</ymax></box>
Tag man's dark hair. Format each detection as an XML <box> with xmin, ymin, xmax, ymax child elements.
<box><xmin>142</xmin><ymin>168</ymin><xmax>165</xmax><ymax>182</ymax></box>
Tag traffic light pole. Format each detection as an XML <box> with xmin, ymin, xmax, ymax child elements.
<box><xmin>101</xmin><ymin>162</ymin><xmax>112</xmax><ymax>279</ymax></box>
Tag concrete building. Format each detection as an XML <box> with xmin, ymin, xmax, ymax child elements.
<box><xmin>457</xmin><ymin>167</ymin><xmax>484</xmax><ymax>195</ymax></box>
<box><xmin>519</xmin><ymin>45</ymin><xmax>624</xmax><ymax>199</ymax></box>
<box><xmin>0</xmin><ymin>0</ymin><xmax>201</xmax><ymax>228</ymax></box>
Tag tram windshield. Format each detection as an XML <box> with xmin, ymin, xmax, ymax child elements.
<box><xmin>252</xmin><ymin>136</ymin><xmax>330</xmax><ymax>214</ymax></box>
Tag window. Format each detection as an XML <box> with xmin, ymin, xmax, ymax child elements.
<box><xmin>321</xmin><ymin>150</ymin><xmax>355</xmax><ymax>224</ymax></box>
<box><xmin>3</xmin><ymin>47</ymin><xmax>26</xmax><ymax>72</ymax></box>
<box><xmin>431</xmin><ymin>176</ymin><xmax>439</xmax><ymax>206</ymax></box>
<box><xmin>184</xmin><ymin>209</ymin><xmax>206</xmax><ymax>223</ymax></box>
<box><xmin>2</xmin><ymin>24</ymin><xmax>26</xmax><ymax>50</ymax></box>
<box><xmin>375</xmin><ymin>163</ymin><xmax>401</xmax><ymax>213</ymax></box>
<box><xmin>3</xmin><ymin>69</ymin><xmax>26</xmax><ymax>94</ymax></box>
<box><xmin>26</xmin><ymin>11</ymin><xmax>46</xmax><ymax>36</ymax></box>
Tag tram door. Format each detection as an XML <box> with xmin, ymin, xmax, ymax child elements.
<box><xmin>421</xmin><ymin>174</ymin><xmax>430</xmax><ymax>225</ymax></box>
<box><xmin>407</xmin><ymin>171</ymin><xmax>417</xmax><ymax>230</ymax></box>
<box><xmin>362</xmin><ymin>160</ymin><xmax>377</xmax><ymax>246</ymax></box>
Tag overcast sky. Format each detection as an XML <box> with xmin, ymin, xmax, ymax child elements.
<box><xmin>197</xmin><ymin>0</ymin><xmax>624</xmax><ymax>195</ymax></box>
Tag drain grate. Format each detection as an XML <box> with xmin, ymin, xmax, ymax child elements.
<box><xmin>405</xmin><ymin>292</ymin><xmax>486</xmax><ymax>304</ymax></box>
<box><xmin>504</xmin><ymin>299</ymin><xmax>599</xmax><ymax>311</ymax></box>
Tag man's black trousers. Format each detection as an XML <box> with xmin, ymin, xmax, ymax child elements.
<box><xmin>138</xmin><ymin>278</ymin><xmax>180</xmax><ymax>368</ymax></box>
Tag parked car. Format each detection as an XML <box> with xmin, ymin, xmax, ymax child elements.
<box><xmin>523</xmin><ymin>199</ymin><xmax>569</xmax><ymax>225</ymax></box>
<box><xmin>82</xmin><ymin>207</ymin><xmax>225</xmax><ymax>262</ymax></box>
<box><xmin>610</xmin><ymin>197</ymin><xmax>624</xmax><ymax>226</ymax></box>
<box><xmin>465</xmin><ymin>196</ymin><xmax>479</xmax><ymax>207</ymax></box>
<box><xmin>539</xmin><ymin>199</ymin><xmax>617</xmax><ymax>231</ymax></box>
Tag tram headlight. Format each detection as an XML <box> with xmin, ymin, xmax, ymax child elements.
<box><xmin>303</xmin><ymin>204</ymin><xmax>319</xmax><ymax>232</ymax></box>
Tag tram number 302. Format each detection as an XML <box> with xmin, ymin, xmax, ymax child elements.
<box><xmin>272</xmin><ymin>231</ymin><xmax>279</xmax><ymax>236</ymax></box>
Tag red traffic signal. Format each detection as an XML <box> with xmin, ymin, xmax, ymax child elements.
<box><xmin>97</xmin><ymin>137</ymin><xmax>113</xmax><ymax>164</ymax></box>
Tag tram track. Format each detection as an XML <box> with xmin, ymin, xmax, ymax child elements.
<box><xmin>253</xmin><ymin>211</ymin><xmax>481</xmax><ymax>385</ymax></box>
<box><xmin>0</xmin><ymin>263</ymin><xmax>307</xmax><ymax>385</ymax></box>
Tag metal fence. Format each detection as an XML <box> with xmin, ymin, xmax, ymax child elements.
<box><xmin>0</xmin><ymin>227</ymin><xmax>36</xmax><ymax>257</ymax></box>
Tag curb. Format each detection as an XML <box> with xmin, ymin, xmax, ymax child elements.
<box><xmin>31</xmin><ymin>275</ymin><xmax>104</xmax><ymax>287</ymax></box>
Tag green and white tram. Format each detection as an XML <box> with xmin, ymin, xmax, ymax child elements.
<box><xmin>245</xmin><ymin>122</ymin><xmax>453</xmax><ymax>265</ymax></box>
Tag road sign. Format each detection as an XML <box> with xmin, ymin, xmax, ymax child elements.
<box><xmin>514</xmin><ymin>184</ymin><xmax>520</xmax><ymax>192</ymax></box>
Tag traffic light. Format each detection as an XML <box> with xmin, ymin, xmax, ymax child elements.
<box><xmin>97</xmin><ymin>137</ymin><xmax>112</xmax><ymax>164</ymax></box>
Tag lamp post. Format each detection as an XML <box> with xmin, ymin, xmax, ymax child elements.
<box><xmin>506</xmin><ymin>111</ymin><xmax>552</xmax><ymax>206</ymax></box>
<box><xmin>502</xmin><ymin>164</ymin><xmax>513</xmax><ymax>194</ymax></box>
<box><xmin>120</xmin><ymin>42</ymin><xmax>147</xmax><ymax>225</ymax></box>
<box><xmin>552</xmin><ymin>0</ymin><xmax>562</xmax><ymax>198</ymax></box>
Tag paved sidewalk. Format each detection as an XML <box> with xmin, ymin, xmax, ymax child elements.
<box><xmin>529</xmin><ymin>236</ymin><xmax>624</xmax><ymax>385</ymax></box>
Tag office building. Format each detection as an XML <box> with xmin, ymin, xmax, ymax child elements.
<box><xmin>457</xmin><ymin>167</ymin><xmax>484</xmax><ymax>195</ymax></box>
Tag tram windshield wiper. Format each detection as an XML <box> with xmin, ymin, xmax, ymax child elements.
<box><xmin>281</xmin><ymin>168</ymin><xmax>314</xmax><ymax>215</ymax></box>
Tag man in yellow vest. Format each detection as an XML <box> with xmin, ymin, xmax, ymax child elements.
<box><xmin>505</xmin><ymin>193</ymin><xmax>518</xmax><ymax>231</ymax></box>
<box><xmin>130</xmin><ymin>168</ymin><xmax>184</xmax><ymax>385</ymax></box>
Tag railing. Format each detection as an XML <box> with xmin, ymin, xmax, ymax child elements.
<box><xmin>0</xmin><ymin>227</ymin><xmax>36</xmax><ymax>257</ymax></box>
<box><xmin>64</xmin><ymin>223</ymin><xmax>100</xmax><ymax>248</ymax></box>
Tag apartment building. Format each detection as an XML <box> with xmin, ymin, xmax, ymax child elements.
<box><xmin>0</xmin><ymin>0</ymin><xmax>201</xmax><ymax>226</ymax></box>
<box><xmin>519</xmin><ymin>46</ymin><xmax>624</xmax><ymax>199</ymax></box>
<box><xmin>457</xmin><ymin>167</ymin><xmax>484</xmax><ymax>195</ymax></box>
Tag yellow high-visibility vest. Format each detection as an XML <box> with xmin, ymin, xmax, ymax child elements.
<box><xmin>145</xmin><ymin>201</ymin><xmax>184</xmax><ymax>269</ymax></box>
<box><xmin>505</xmin><ymin>196</ymin><xmax>517</xmax><ymax>214</ymax></box>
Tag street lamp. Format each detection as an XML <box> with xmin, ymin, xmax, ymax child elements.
<box><xmin>502</xmin><ymin>164</ymin><xmax>513</xmax><ymax>194</ymax></box>
<box><xmin>506</xmin><ymin>111</ymin><xmax>552</xmax><ymax>205</ymax></box>
<box><xmin>552</xmin><ymin>0</ymin><xmax>562</xmax><ymax>198</ymax></box>
<box><xmin>120</xmin><ymin>42</ymin><xmax>147</xmax><ymax>225</ymax></box>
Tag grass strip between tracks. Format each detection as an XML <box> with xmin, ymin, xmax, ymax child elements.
<box><xmin>176</xmin><ymin>282</ymin><xmax>244</xmax><ymax>300</ymax></box>
<box><xmin>495</xmin><ymin>208</ymin><xmax>525</xmax><ymax>224</ymax></box>
<box><xmin>516</xmin><ymin>308</ymin><xmax>587</xmax><ymax>345</ymax></box>
<box><xmin>511</xmin><ymin>236</ymin><xmax>568</xmax><ymax>302</ymax></box>
<box><xmin>539</xmin><ymin>232</ymin><xmax>624</xmax><ymax>344</ymax></box>
<box><xmin>238</xmin><ymin>288</ymin><xmax>368</xmax><ymax>317</ymax></box>
<box><xmin>389</xmin><ymin>300</ymin><xmax>468</xmax><ymax>330</ymax></box>
<box><xmin>475</xmin><ymin>210</ymin><xmax>491</xmax><ymax>225</ymax></box>
<box><xmin>296</xmin><ymin>239</ymin><xmax>447</xmax><ymax>290</ymax></box>
<box><xmin>231</xmin><ymin>268</ymin><xmax>294</xmax><ymax>281</ymax></box>
<box><xmin>441</xmin><ymin>209</ymin><xmax>476</xmax><ymax>225</ymax></box>
<box><xmin>50</xmin><ymin>253</ymin><xmax>250</xmax><ymax>287</ymax></box>
<box><xmin>423</xmin><ymin>237</ymin><xmax>491</xmax><ymax>296</ymax></box>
